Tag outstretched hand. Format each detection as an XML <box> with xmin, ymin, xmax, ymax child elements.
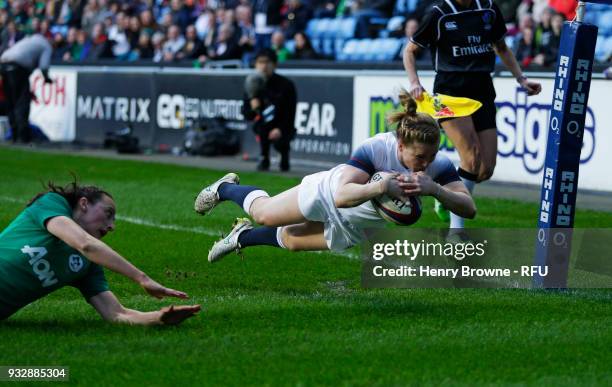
<box><xmin>140</xmin><ymin>277</ymin><xmax>189</xmax><ymax>299</ymax></box>
<box><xmin>159</xmin><ymin>305</ymin><xmax>201</xmax><ymax>325</ymax></box>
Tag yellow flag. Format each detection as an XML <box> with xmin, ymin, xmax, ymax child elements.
<box><xmin>416</xmin><ymin>91</ymin><xmax>482</xmax><ymax>119</ymax></box>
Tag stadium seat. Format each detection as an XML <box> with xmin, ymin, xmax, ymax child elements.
<box><xmin>285</xmin><ymin>39</ymin><xmax>295</xmax><ymax>54</ymax></box>
<box><xmin>372</xmin><ymin>38</ymin><xmax>402</xmax><ymax>61</ymax></box>
<box><xmin>306</xmin><ymin>19</ymin><xmax>319</xmax><ymax>38</ymax></box>
<box><xmin>359</xmin><ymin>39</ymin><xmax>376</xmax><ymax>61</ymax></box>
<box><xmin>337</xmin><ymin>39</ymin><xmax>358</xmax><ymax>61</ymax></box>
<box><xmin>604</xmin><ymin>36</ymin><xmax>612</xmax><ymax>61</ymax></box>
<box><xmin>340</xmin><ymin>18</ymin><xmax>357</xmax><ymax>39</ymax></box>
<box><xmin>595</xmin><ymin>34</ymin><xmax>607</xmax><ymax>61</ymax></box>
<box><xmin>598</xmin><ymin>11</ymin><xmax>612</xmax><ymax>35</ymax></box>
<box><xmin>321</xmin><ymin>18</ymin><xmax>342</xmax><ymax>57</ymax></box>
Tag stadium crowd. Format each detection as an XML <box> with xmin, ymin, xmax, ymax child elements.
<box><xmin>0</xmin><ymin>0</ymin><xmax>609</xmax><ymax>66</ymax></box>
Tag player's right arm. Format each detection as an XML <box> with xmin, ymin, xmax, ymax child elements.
<box><xmin>403</xmin><ymin>42</ymin><xmax>424</xmax><ymax>100</ymax></box>
<box><xmin>89</xmin><ymin>291</ymin><xmax>200</xmax><ymax>326</ymax></box>
<box><xmin>335</xmin><ymin>139</ymin><xmax>407</xmax><ymax>208</ymax></box>
<box><xmin>46</xmin><ymin>216</ymin><xmax>188</xmax><ymax>300</ymax></box>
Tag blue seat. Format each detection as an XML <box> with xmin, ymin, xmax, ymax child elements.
<box><xmin>337</xmin><ymin>39</ymin><xmax>359</xmax><ymax>61</ymax></box>
<box><xmin>372</xmin><ymin>38</ymin><xmax>402</xmax><ymax>61</ymax></box>
<box><xmin>603</xmin><ymin>36</ymin><xmax>612</xmax><ymax>60</ymax></box>
<box><xmin>285</xmin><ymin>39</ymin><xmax>295</xmax><ymax>54</ymax></box>
<box><xmin>340</xmin><ymin>17</ymin><xmax>357</xmax><ymax>39</ymax></box>
<box><xmin>595</xmin><ymin>34</ymin><xmax>608</xmax><ymax>61</ymax></box>
<box><xmin>358</xmin><ymin>39</ymin><xmax>376</xmax><ymax>61</ymax></box>
<box><xmin>306</xmin><ymin>19</ymin><xmax>319</xmax><ymax>38</ymax></box>
<box><xmin>311</xmin><ymin>37</ymin><xmax>322</xmax><ymax>53</ymax></box>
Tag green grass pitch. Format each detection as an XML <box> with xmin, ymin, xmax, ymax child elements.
<box><xmin>1</xmin><ymin>147</ymin><xmax>611</xmax><ymax>386</ymax></box>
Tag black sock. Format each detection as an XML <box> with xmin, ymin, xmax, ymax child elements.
<box><xmin>238</xmin><ymin>226</ymin><xmax>281</xmax><ymax>248</ymax></box>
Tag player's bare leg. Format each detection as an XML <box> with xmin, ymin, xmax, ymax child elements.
<box><xmin>280</xmin><ymin>221</ymin><xmax>328</xmax><ymax>251</ymax></box>
<box><xmin>440</xmin><ymin>116</ymin><xmax>480</xmax><ymax>231</ymax></box>
<box><xmin>476</xmin><ymin>128</ymin><xmax>497</xmax><ymax>182</ymax></box>
<box><xmin>248</xmin><ymin>186</ymin><xmax>307</xmax><ymax>227</ymax></box>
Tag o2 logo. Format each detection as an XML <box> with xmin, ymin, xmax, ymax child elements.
<box><xmin>496</xmin><ymin>88</ymin><xmax>596</xmax><ymax>174</ymax></box>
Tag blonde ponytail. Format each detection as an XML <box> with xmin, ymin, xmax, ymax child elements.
<box><xmin>387</xmin><ymin>88</ymin><xmax>440</xmax><ymax>146</ymax></box>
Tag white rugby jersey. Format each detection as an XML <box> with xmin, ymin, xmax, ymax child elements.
<box><xmin>346</xmin><ymin>131</ymin><xmax>459</xmax><ymax>182</ymax></box>
<box><xmin>339</xmin><ymin>131</ymin><xmax>461</xmax><ymax>231</ymax></box>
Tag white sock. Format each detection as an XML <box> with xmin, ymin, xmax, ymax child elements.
<box><xmin>243</xmin><ymin>190</ymin><xmax>269</xmax><ymax>214</ymax></box>
<box><xmin>450</xmin><ymin>169</ymin><xmax>476</xmax><ymax>230</ymax></box>
<box><xmin>276</xmin><ymin>226</ymin><xmax>287</xmax><ymax>249</ymax></box>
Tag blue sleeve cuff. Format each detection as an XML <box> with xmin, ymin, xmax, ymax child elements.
<box><xmin>346</xmin><ymin>157</ymin><xmax>375</xmax><ymax>175</ymax></box>
<box><xmin>435</xmin><ymin>169</ymin><xmax>461</xmax><ymax>186</ymax></box>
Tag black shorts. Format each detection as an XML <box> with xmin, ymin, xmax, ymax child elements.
<box><xmin>433</xmin><ymin>72</ymin><xmax>497</xmax><ymax>132</ymax></box>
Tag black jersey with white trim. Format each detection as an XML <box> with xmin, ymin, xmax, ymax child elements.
<box><xmin>410</xmin><ymin>0</ymin><xmax>507</xmax><ymax>72</ymax></box>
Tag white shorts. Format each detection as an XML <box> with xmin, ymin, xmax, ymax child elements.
<box><xmin>297</xmin><ymin>168</ymin><xmax>365</xmax><ymax>251</ymax></box>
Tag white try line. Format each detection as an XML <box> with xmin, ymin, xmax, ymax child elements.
<box><xmin>0</xmin><ymin>196</ymin><xmax>358</xmax><ymax>259</ymax></box>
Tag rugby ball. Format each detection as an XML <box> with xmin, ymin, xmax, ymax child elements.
<box><xmin>369</xmin><ymin>172</ymin><xmax>422</xmax><ymax>226</ymax></box>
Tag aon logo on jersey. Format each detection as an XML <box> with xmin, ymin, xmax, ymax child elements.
<box><xmin>21</xmin><ymin>245</ymin><xmax>58</xmax><ymax>288</ymax></box>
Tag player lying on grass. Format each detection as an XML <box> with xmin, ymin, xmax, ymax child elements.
<box><xmin>195</xmin><ymin>90</ymin><xmax>477</xmax><ymax>260</ymax></box>
<box><xmin>0</xmin><ymin>181</ymin><xmax>200</xmax><ymax>325</ymax></box>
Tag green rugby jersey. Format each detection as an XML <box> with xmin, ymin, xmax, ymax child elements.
<box><xmin>0</xmin><ymin>192</ymin><xmax>109</xmax><ymax>319</ymax></box>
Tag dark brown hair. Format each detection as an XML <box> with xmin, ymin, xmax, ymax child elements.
<box><xmin>387</xmin><ymin>89</ymin><xmax>440</xmax><ymax>146</ymax></box>
<box><xmin>27</xmin><ymin>176</ymin><xmax>112</xmax><ymax>209</ymax></box>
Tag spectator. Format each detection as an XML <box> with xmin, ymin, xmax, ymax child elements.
<box><xmin>159</xmin><ymin>12</ymin><xmax>174</xmax><ymax>34</ymax></box>
<box><xmin>535</xmin><ymin>7</ymin><xmax>553</xmax><ymax>51</ymax></box>
<box><xmin>513</xmin><ymin>27</ymin><xmax>537</xmax><ymax>67</ymax></box>
<box><xmin>508</xmin><ymin>12</ymin><xmax>535</xmax><ymax>37</ymax></box>
<box><xmin>170</xmin><ymin>0</ymin><xmax>192</xmax><ymax>32</ymax></box>
<box><xmin>107</xmin><ymin>12</ymin><xmax>131</xmax><ymax>59</ymax></box>
<box><xmin>537</xmin><ymin>11</ymin><xmax>564</xmax><ymax>66</ymax></box>
<box><xmin>24</xmin><ymin>16</ymin><xmax>41</xmax><ymax>36</ymax></box>
<box><xmin>0</xmin><ymin>21</ymin><xmax>24</xmax><ymax>54</ymax></box>
<box><xmin>51</xmin><ymin>32</ymin><xmax>66</xmax><ymax>60</ymax></box>
<box><xmin>236</xmin><ymin>4</ymin><xmax>256</xmax><ymax>58</ymax></box>
<box><xmin>253</xmin><ymin>0</ymin><xmax>283</xmax><ymax>51</ymax></box>
<box><xmin>152</xmin><ymin>31</ymin><xmax>165</xmax><ymax>62</ymax></box>
<box><xmin>127</xmin><ymin>15</ymin><xmax>142</xmax><ymax>48</ymax></box>
<box><xmin>291</xmin><ymin>31</ymin><xmax>318</xmax><ymax>60</ymax></box>
<box><xmin>139</xmin><ymin>9</ymin><xmax>158</xmax><ymax>36</ymax></box>
<box><xmin>270</xmin><ymin>30</ymin><xmax>290</xmax><ymax>62</ymax></box>
<box><xmin>195</xmin><ymin>8</ymin><xmax>215</xmax><ymax>41</ymax></box>
<box><xmin>399</xmin><ymin>17</ymin><xmax>428</xmax><ymax>61</ymax></box>
<box><xmin>202</xmin><ymin>14</ymin><xmax>219</xmax><ymax>52</ymax></box>
<box><xmin>162</xmin><ymin>24</ymin><xmax>186</xmax><ymax>61</ymax></box>
<box><xmin>207</xmin><ymin>23</ymin><xmax>241</xmax><ymax>60</ymax></box>
<box><xmin>39</xmin><ymin>19</ymin><xmax>53</xmax><ymax>40</ymax></box>
<box><xmin>81</xmin><ymin>0</ymin><xmax>101</xmax><ymax>34</ymax></box>
<box><xmin>176</xmin><ymin>24</ymin><xmax>205</xmax><ymax>60</ymax></box>
<box><xmin>86</xmin><ymin>22</ymin><xmax>111</xmax><ymax>60</ymax></box>
<box><xmin>129</xmin><ymin>32</ymin><xmax>154</xmax><ymax>60</ymax></box>
<box><xmin>63</xmin><ymin>28</ymin><xmax>91</xmax><ymax>62</ymax></box>
<box><xmin>282</xmin><ymin>0</ymin><xmax>312</xmax><ymax>39</ymax></box>
<box><xmin>10</xmin><ymin>0</ymin><xmax>29</xmax><ymax>28</ymax></box>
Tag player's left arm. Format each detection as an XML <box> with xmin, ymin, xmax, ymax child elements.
<box><xmin>88</xmin><ymin>290</ymin><xmax>201</xmax><ymax>326</ymax></box>
<box><xmin>401</xmin><ymin>173</ymin><xmax>476</xmax><ymax>219</ymax></box>
<box><xmin>493</xmin><ymin>38</ymin><xmax>542</xmax><ymax>96</ymax></box>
